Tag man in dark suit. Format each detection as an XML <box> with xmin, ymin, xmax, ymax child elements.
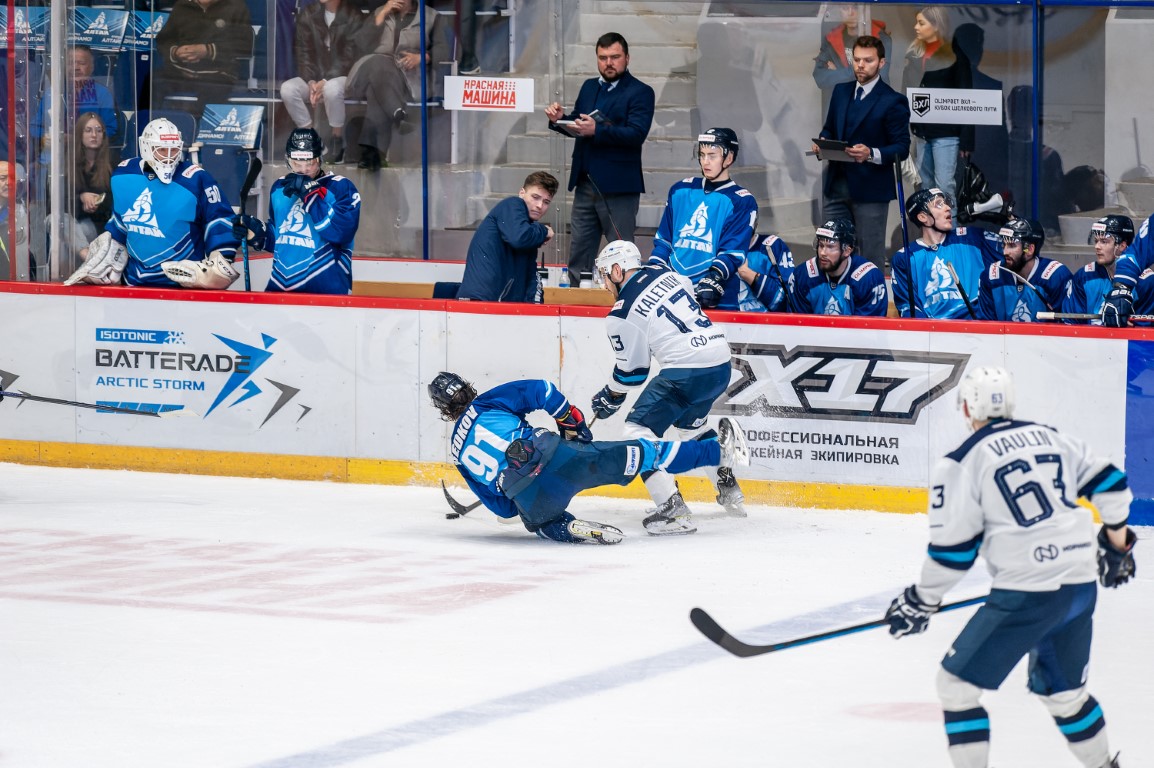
<box><xmin>813</xmin><ymin>35</ymin><xmax>910</xmax><ymax>272</ymax></box>
<box><xmin>545</xmin><ymin>32</ymin><xmax>655</xmax><ymax>286</ymax></box>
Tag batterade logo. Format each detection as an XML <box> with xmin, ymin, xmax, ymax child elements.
<box><xmin>716</xmin><ymin>343</ymin><xmax>969</xmax><ymax>424</ymax></box>
<box><xmin>912</xmin><ymin>93</ymin><xmax>931</xmax><ymax>117</ymax></box>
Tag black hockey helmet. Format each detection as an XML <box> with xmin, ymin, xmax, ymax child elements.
<box><xmin>998</xmin><ymin>218</ymin><xmax>1044</xmax><ymax>253</ymax></box>
<box><xmin>428</xmin><ymin>371</ymin><xmax>478</xmax><ymax>421</ymax></box>
<box><xmin>813</xmin><ymin>218</ymin><xmax>856</xmax><ymax>251</ymax></box>
<box><xmin>696</xmin><ymin>127</ymin><xmax>739</xmax><ymax>161</ymax></box>
<box><xmin>905</xmin><ymin>187</ymin><xmax>956</xmax><ymax>225</ymax></box>
<box><xmin>1088</xmin><ymin>214</ymin><xmax>1135</xmax><ymax>246</ymax></box>
<box><xmin>285</xmin><ymin>128</ymin><xmax>324</xmax><ymax>163</ymax></box>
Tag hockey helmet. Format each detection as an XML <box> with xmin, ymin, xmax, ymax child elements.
<box><xmin>696</xmin><ymin>127</ymin><xmax>739</xmax><ymax>161</ymax></box>
<box><xmin>998</xmin><ymin>218</ymin><xmax>1044</xmax><ymax>253</ymax></box>
<box><xmin>905</xmin><ymin>187</ymin><xmax>955</xmax><ymax>226</ymax></box>
<box><xmin>139</xmin><ymin>117</ymin><xmax>184</xmax><ymax>184</ymax></box>
<box><xmin>813</xmin><ymin>218</ymin><xmax>856</xmax><ymax>251</ymax></box>
<box><xmin>958</xmin><ymin>366</ymin><xmax>1016</xmax><ymax>424</ymax></box>
<box><xmin>286</xmin><ymin>128</ymin><xmax>324</xmax><ymax>163</ymax></box>
<box><xmin>428</xmin><ymin>371</ymin><xmax>478</xmax><ymax>421</ymax></box>
<box><xmin>595</xmin><ymin>240</ymin><xmax>644</xmax><ymax>281</ymax></box>
<box><xmin>1088</xmin><ymin>214</ymin><xmax>1135</xmax><ymax>246</ymax></box>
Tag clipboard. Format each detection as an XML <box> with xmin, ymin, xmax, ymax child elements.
<box><xmin>555</xmin><ymin>110</ymin><xmax>610</xmax><ymax>138</ymax></box>
<box><xmin>811</xmin><ymin>137</ymin><xmax>854</xmax><ymax>162</ymax></box>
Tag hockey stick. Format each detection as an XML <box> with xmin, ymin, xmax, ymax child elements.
<box><xmin>0</xmin><ymin>390</ymin><xmax>197</xmax><ymax>418</ymax></box>
<box><xmin>764</xmin><ymin>242</ymin><xmax>800</xmax><ymax>314</ymax></box>
<box><xmin>893</xmin><ymin>161</ymin><xmax>924</xmax><ymax>318</ymax></box>
<box><xmin>1036</xmin><ymin>311</ymin><xmax>1154</xmax><ymax>323</ymax></box>
<box><xmin>690</xmin><ymin>594</ymin><xmax>988</xmax><ymax>658</ymax></box>
<box><xmin>238</xmin><ymin>155</ymin><xmax>263</xmax><ymax>292</ymax></box>
<box><xmin>586</xmin><ymin>174</ymin><xmax>624</xmax><ymax>241</ymax></box>
<box><xmin>945</xmin><ymin>262</ymin><xmax>978</xmax><ymax>319</ymax></box>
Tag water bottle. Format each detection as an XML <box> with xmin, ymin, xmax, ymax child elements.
<box><xmin>558</xmin><ymin>269</ymin><xmax>570</xmax><ymax>289</ymax></box>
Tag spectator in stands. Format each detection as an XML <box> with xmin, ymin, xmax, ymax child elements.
<box><xmin>154</xmin><ymin>0</ymin><xmax>254</xmax><ymax>116</ymax></box>
<box><xmin>346</xmin><ymin>0</ymin><xmax>448</xmax><ymax>171</ymax></box>
<box><xmin>0</xmin><ymin>159</ymin><xmax>33</xmax><ymax>281</ymax></box>
<box><xmin>544</xmin><ymin>32</ymin><xmax>654</xmax><ymax>288</ymax></box>
<box><xmin>892</xmin><ymin>187</ymin><xmax>1002</xmax><ymax>319</ymax></box>
<box><xmin>902</xmin><ymin>6</ymin><xmax>972</xmax><ymax>198</ymax></box>
<box><xmin>736</xmin><ymin>230</ymin><xmax>794</xmax><ymax>313</ymax></box>
<box><xmin>812</xmin><ymin>3</ymin><xmax>892</xmax><ymax>119</ymax></box>
<box><xmin>30</xmin><ymin>46</ymin><xmax>118</xmax><ymax>148</ymax></box>
<box><xmin>977</xmin><ymin>218</ymin><xmax>1072</xmax><ymax>322</ymax></box>
<box><xmin>789</xmin><ymin>219</ymin><xmax>888</xmax><ymax>316</ymax></box>
<box><xmin>280</xmin><ymin>0</ymin><xmax>362</xmax><ymax>165</ymax></box>
<box><xmin>457</xmin><ymin>171</ymin><xmax>557</xmax><ymax>303</ymax></box>
<box><xmin>60</xmin><ymin>112</ymin><xmax>115</xmax><ymax>267</ymax></box>
<box><xmin>456</xmin><ymin>0</ymin><xmax>486</xmax><ymax>75</ymax></box>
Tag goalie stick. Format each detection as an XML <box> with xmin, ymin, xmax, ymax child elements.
<box><xmin>690</xmin><ymin>595</ymin><xmax>987</xmax><ymax>658</ymax></box>
<box><xmin>0</xmin><ymin>389</ymin><xmax>198</xmax><ymax>418</ymax></box>
<box><xmin>238</xmin><ymin>155</ymin><xmax>263</xmax><ymax>292</ymax></box>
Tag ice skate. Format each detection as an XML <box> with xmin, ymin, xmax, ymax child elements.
<box><xmin>717</xmin><ymin>416</ymin><xmax>749</xmax><ymax>467</ymax></box>
<box><xmin>568</xmin><ymin>519</ymin><xmax>624</xmax><ymax>545</ymax></box>
<box><xmin>643</xmin><ymin>492</ymin><xmax>697</xmax><ymax>536</ymax></box>
<box><xmin>715</xmin><ymin>466</ymin><xmax>747</xmax><ymax>517</ymax></box>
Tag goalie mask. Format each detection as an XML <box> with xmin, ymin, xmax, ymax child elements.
<box><xmin>139</xmin><ymin>118</ymin><xmax>184</xmax><ymax>184</ymax></box>
<box><xmin>285</xmin><ymin>128</ymin><xmax>324</xmax><ymax>175</ymax></box>
<box><xmin>1088</xmin><ymin>215</ymin><xmax>1134</xmax><ymax>246</ymax></box>
<box><xmin>958</xmin><ymin>366</ymin><xmax>1016</xmax><ymax>425</ymax></box>
<box><xmin>428</xmin><ymin>372</ymin><xmax>478</xmax><ymax>422</ymax></box>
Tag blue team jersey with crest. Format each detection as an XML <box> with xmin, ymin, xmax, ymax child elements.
<box><xmin>740</xmin><ymin>233</ymin><xmax>794</xmax><ymax>312</ymax></box>
<box><xmin>790</xmin><ymin>254</ymin><xmax>888</xmax><ymax>316</ymax></box>
<box><xmin>977</xmin><ymin>257</ymin><xmax>1072</xmax><ymax>322</ymax></box>
<box><xmin>266</xmin><ymin>172</ymin><xmax>361</xmax><ymax>294</ymax></box>
<box><xmin>891</xmin><ymin>226</ymin><xmax>1001</xmax><ymax>318</ymax></box>
<box><xmin>1062</xmin><ymin>262</ymin><xmax>1112</xmax><ymax>324</ymax></box>
<box><xmin>450</xmin><ymin>380</ymin><xmax>575</xmax><ymax>519</ymax></box>
<box><xmin>106</xmin><ymin>159</ymin><xmax>239</xmax><ymax>287</ymax></box>
<box><xmin>650</xmin><ymin>176</ymin><xmax>759</xmax><ymax>310</ymax></box>
<box><xmin>1115</xmin><ymin>213</ymin><xmax>1154</xmax><ymax>290</ymax></box>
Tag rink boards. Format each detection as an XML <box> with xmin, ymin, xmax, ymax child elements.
<box><xmin>1</xmin><ymin>284</ymin><xmax>1151</xmax><ymax>522</ymax></box>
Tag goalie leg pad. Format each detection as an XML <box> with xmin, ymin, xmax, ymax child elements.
<box><xmin>63</xmin><ymin>231</ymin><xmax>128</xmax><ymax>286</ymax></box>
<box><xmin>161</xmin><ymin>250</ymin><xmax>240</xmax><ymax>290</ymax></box>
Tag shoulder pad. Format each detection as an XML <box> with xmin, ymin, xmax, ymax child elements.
<box><xmin>805</xmin><ymin>259</ymin><xmax>819</xmax><ymax>278</ymax></box>
<box><xmin>680</xmin><ymin>177</ymin><xmax>695</xmax><ymax>184</ymax></box>
<box><xmin>612</xmin><ymin>299</ymin><xmax>624</xmax><ymax>312</ymax></box>
<box><xmin>117</xmin><ymin>158</ymin><xmax>132</xmax><ymax>167</ymax></box>
<box><xmin>735</xmin><ymin>188</ymin><xmax>753</xmax><ymax>197</ymax></box>
<box><xmin>1040</xmin><ymin>260</ymin><xmax>1064</xmax><ymax>280</ymax></box>
<box><xmin>1082</xmin><ymin>262</ymin><xmax>1096</xmax><ymax>273</ymax></box>
<box><xmin>851</xmin><ymin>261</ymin><xmax>876</xmax><ymax>281</ymax></box>
<box><xmin>1142</xmin><ymin>268</ymin><xmax>1154</xmax><ymax>279</ymax></box>
<box><xmin>182</xmin><ymin>164</ymin><xmax>203</xmax><ymax>178</ymax></box>
<box><xmin>988</xmin><ymin>263</ymin><xmax>1000</xmax><ymax>280</ymax></box>
<box><xmin>766</xmin><ymin>234</ymin><xmax>780</xmax><ymax>246</ymax></box>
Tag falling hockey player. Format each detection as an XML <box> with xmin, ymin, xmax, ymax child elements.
<box><xmin>65</xmin><ymin>117</ymin><xmax>241</xmax><ymax>289</ymax></box>
<box><xmin>428</xmin><ymin>372</ymin><xmax>748</xmax><ymax>545</ymax></box>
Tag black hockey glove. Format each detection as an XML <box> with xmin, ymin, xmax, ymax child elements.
<box><xmin>1097</xmin><ymin>526</ymin><xmax>1137</xmax><ymax>588</ymax></box>
<box><xmin>232</xmin><ymin>214</ymin><xmax>267</xmax><ymax>250</ymax></box>
<box><xmin>281</xmin><ymin>173</ymin><xmax>319</xmax><ymax>201</ymax></box>
<box><xmin>885</xmin><ymin>585</ymin><xmax>939</xmax><ymax>638</ymax></box>
<box><xmin>555</xmin><ymin>404</ymin><xmax>593</xmax><ymax>442</ymax></box>
<box><xmin>1102</xmin><ymin>284</ymin><xmax>1134</xmax><ymax>328</ymax></box>
<box><xmin>695</xmin><ymin>266</ymin><xmax>727</xmax><ymax>309</ymax></box>
<box><xmin>591</xmin><ymin>385</ymin><xmax>627</xmax><ymax>420</ymax></box>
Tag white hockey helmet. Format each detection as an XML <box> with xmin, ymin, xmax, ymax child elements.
<box><xmin>958</xmin><ymin>366</ymin><xmax>1016</xmax><ymax>424</ymax></box>
<box><xmin>595</xmin><ymin>240</ymin><xmax>643</xmax><ymax>281</ymax></box>
<box><xmin>139</xmin><ymin>117</ymin><xmax>184</xmax><ymax>184</ymax></box>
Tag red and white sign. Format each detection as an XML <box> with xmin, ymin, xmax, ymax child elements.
<box><xmin>443</xmin><ymin>76</ymin><xmax>535</xmax><ymax>113</ymax></box>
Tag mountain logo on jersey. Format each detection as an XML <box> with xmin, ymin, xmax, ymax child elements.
<box><xmin>1011</xmin><ymin>299</ymin><xmax>1033</xmax><ymax>322</ymax></box>
<box><xmin>674</xmin><ymin>202</ymin><xmax>715</xmax><ymax>253</ymax></box>
<box><xmin>121</xmin><ymin>188</ymin><xmax>164</xmax><ymax>238</ymax></box>
<box><xmin>275</xmin><ymin>205</ymin><xmax>316</xmax><ymax>250</ymax></box>
<box><xmin>924</xmin><ymin>256</ymin><xmax>963</xmax><ymax>309</ymax></box>
<box><xmin>84</xmin><ymin>12</ymin><xmax>110</xmax><ymax>35</ymax></box>
<box><xmin>718</xmin><ymin>343</ymin><xmax>970</xmax><ymax>424</ymax></box>
<box><xmin>822</xmin><ymin>296</ymin><xmax>843</xmax><ymax>316</ymax></box>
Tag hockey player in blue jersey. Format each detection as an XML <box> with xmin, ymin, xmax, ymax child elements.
<box><xmin>891</xmin><ymin>188</ymin><xmax>1002</xmax><ymax>319</ymax></box>
<box><xmin>789</xmin><ymin>218</ymin><xmax>887</xmax><ymax>316</ymax></box>
<box><xmin>64</xmin><ymin>117</ymin><xmax>241</xmax><ymax>289</ymax></box>
<box><xmin>650</xmin><ymin>127</ymin><xmax>759</xmax><ymax>310</ymax></box>
<box><xmin>1063</xmin><ymin>215</ymin><xmax>1134</xmax><ymax>325</ymax></box>
<box><xmin>429</xmin><ymin>372</ymin><xmax>749</xmax><ymax>545</ymax></box>
<box><xmin>736</xmin><ymin>230</ymin><xmax>794</xmax><ymax>312</ymax></box>
<box><xmin>589</xmin><ymin>240</ymin><xmax>746</xmax><ymax>535</ymax></box>
<box><xmin>886</xmin><ymin>367</ymin><xmax>1134</xmax><ymax>768</ymax></box>
<box><xmin>1104</xmin><ymin>212</ymin><xmax>1154</xmax><ymax>326</ymax></box>
<box><xmin>977</xmin><ymin>218</ymin><xmax>1071</xmax><ymax>322</ymax></box>
<box><xmin>234</xmin><ymin>128</ymin><xmax>361</xmax><ymax>294</ymax></box>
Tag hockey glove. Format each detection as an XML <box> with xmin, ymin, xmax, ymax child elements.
<box><xmin>161</xmin><ymin>250</ymin><xmax>240</xmax><ymax>290</ymax></box>
<box><xmin>1097</xmin><ymin>526</ymin><xmax>1137</xmax><ymax>588</ymax></box>
<box><xmin>63</xmin><ymin>231</ymin><xmax>128</xmax><ymax>286</ymax></box>
<box><xmin>281</xmin><ymin>173</ymin><xmax>319</xmax><ymax>201</ymax></box>
<box><xmin>695</xmin><ymin>265</ymin><xmax>726</xmax><ymax>309</ymax></box>
<box><xmin>591</xmin><ymin>385</ymin><xmax>627</xmax><ymax>420</ymax></box>
<box><xmin>885</xmin><ymin>585</ymin><xmax>939</xmax><ymax>638</ymax></box>
<box><xmin>555</xmin><ymin>404</ymin><xmax>593</xmax><ymax>442</ymax></box>
<box><xmin>1102</xmin><ymin>284</ymin><xmax>1134</xmax><ymax>328</ymax></box>
<box><xmin>232</xmin><ymin>214</ymin><xmax>267</xmax><ymax>250</ymax></box>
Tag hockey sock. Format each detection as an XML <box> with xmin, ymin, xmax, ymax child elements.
<box><xmin>1051</xmin><ymin>696</ymin><xmax>1111</xmax><ymax>767</ymax></box>
<box><xmin>943</xmin><ymin>707</ymin><xmax>990</xmax><ymax>768</ymax></box>
<box><xmin>641</xmin><ymin>438</ymin><xmax>721</xmax><ymax>475</ymax></box>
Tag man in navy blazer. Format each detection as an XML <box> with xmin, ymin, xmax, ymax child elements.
<box><xmin>813</xmin><ymin>34</ymin><xmax>910</xmax><ymax>272</ymax></box>
<box><xmin>545</xmin><ymin>32</ymin><xmax>655</xmax><ymax>286</ymax></box>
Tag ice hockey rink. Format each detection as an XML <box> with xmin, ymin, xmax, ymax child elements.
<box><xmin>2</xmin><ymin>462</ymin><xmax>1150</xmax><ymax>768</ymax></box>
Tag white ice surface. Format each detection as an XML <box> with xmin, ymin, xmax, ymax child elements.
<box><xmin>1</xmin><ymin>462</ymin><xmax>1150</xmax><ymax>768</ymax></box>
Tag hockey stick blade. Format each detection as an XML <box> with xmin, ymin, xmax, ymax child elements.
<box><xmin>441</xmin><ymin>480</ymin><xmax>483</xmax><ymax>519</ymax></box>
<box><xmin>690</xmin><ymin>595</ymin><xmax>987</xmax><ymax>658</ymax></box>
<box><xmin>1</xmin><ymin>390</ymin><xmax>199</xmax><ymax>418</ymax></box>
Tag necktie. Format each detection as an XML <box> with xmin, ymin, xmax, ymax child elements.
<box><xmin>855</xmin><ymin>86</ymin><xmax>864</xmax><ymax>102</ymax></box>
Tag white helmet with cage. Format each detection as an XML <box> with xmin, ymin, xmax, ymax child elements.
<box><xmin>139</xmin><ymin>118</ymin><xmax>184</xmax><ymax>184</ymax></box>
<box><xmin>958</xmin><ymin>366</ymin><xmax>1016</xmax><ymax>424</ymax></box>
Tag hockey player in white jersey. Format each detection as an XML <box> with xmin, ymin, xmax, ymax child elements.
<box><xmin>886</xmin><ymin>367</ymin><xmax>1135</xmax><ymax>768</ymax></box>
<box><xmin>589</xmin><ymin>239</ymin><xmax>744</xmax><ymax>535</ymax></box>
<box><xmin>64</xmin><ymin>117</ymin><xmax>241</xmax><ymax>289</ymax></box>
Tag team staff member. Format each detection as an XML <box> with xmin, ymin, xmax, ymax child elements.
<box><xmin>545</xmin><ymin>32</ymin><xmax>654</xmax><ymax>288</ymax></box>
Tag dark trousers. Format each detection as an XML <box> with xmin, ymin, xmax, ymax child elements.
<box><xmin>823</xmin><ymin>171</ymin><xmax>892</xmax><ymax>272</ymax></box>
<box><xmin>567</xmin><ymin>178</ymin><xmax>639</xmax><ymax>286</ymax></box>
<box><xmin>346</xmin><ymin>54</ymin><xmax>407</xmax><ymax>157</ymax></box>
